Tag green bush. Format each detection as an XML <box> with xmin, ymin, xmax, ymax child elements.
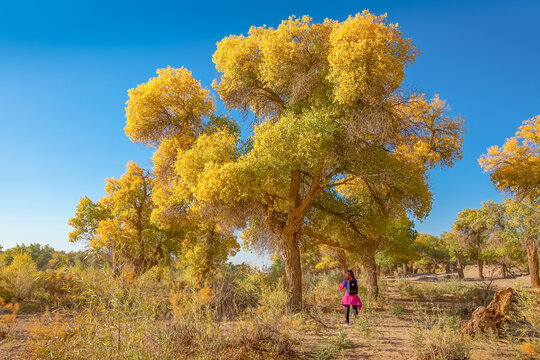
<box><xmin>410</xmin><ymin>306</ymin><xmax>469</xmax><ymax>360</ymax></box>
<box><xmin>313</xmin><ymin>330</ymin><xmax>351</xmax><ymax>360</ymax></box>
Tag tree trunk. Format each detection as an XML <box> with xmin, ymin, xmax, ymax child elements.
<box><xmin>461</xmin><ymin>288</ymin><xmax>514</xmax><ymax>336</ymax></box>
<box><xmin>364</xmin><ymin>251</ymin><xmax>379</xmax><ymax>298</ymax></box>
<box><xmin>454</xmin><ymin>250</ymin><xmax>464</xmax><ymax>279</ymax></box>
<box><xmin>336</xmin><ymin>250</ymin><xmax>347</xmax><ymax>274</ymax></box>
<box><xmin>525</xmin><ymin>238</ymin><xmax>540</xmax><ymax>288</ymax></box>
<box><xmin>281</xmin><ymin>232</ymin><xmax>303</xmax><ymax>310</ymax></box>
<box><xmin>500</xmin><ymin>264</ymin><xmax>507</xmax><ymax>279</ymax></box>
<box><xmin>402</xmin><ymin>263</ymin><xmax>408</xmax><ymax>276</ymax></box>
<box><xmin>477</xmin><ymin>259</ymin><xmax>484</xmax><ymax>280</ymax></box>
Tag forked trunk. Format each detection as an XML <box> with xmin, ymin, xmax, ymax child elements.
<box><xmin>477</xmin><ymin>259</ymin><xmax>484</xmax><ymax>280</ymax></box>
<box><xmin>281</xmin><ymin>231</ymin><xmax>303</xmax><ymax>311</ymax></box>
<box><xmin>454</xmin><ymin>250</ymin><xmax>464</xmax><ymax>279</ymax></box>
<box><xmin>525</xmin><ymin>238</ymin><xmax>540</xmax><ymax>288</ymax></box>
<box><xmin>364</xmin><ymin>251</ymin><xmax>379</xmax><ymax>298</ymax></box>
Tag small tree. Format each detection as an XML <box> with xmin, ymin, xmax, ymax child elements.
<box><xmin>414</xmin><ymin>233</ymin><xmax>451</xmax><ymax>273</ymax></box>
<box><xmin>453</xmin><ymin>201</ymin><xmax>505</xmax><ymax>279</ymax></box>
<box><xmin>69</xmin><ymin>162</ymin><xmax>183</xmax><ymax>274</ymax></box>
<box><xmin>440</xmin><ymin>231</ymin><xmax>466</xmax><ymax>279</ymax></box>
<box><xmin>479</xmin><ymin>115</ymin><xmax>540</xmax><ymax>287</ymax></box>
<box><xmin>0</xmin><ymin>253</ymin><xmax>38</xmax><ymax>302</ymax></box>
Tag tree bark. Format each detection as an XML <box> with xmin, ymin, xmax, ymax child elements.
<box><xmin>525</xmin><ymin>238</ymin><xmax>540</xmax><ymax>288</ymax></box>
<box><xmin>280</xmin><ymin>231</ymin><xmax>303</xmax><ymax>311</ymax></box>
<box><xmin>364</xmin><ymin>251</ymin><xmax>379</xmax><ymax>298</ymax></box>
<box><xmin>500</xmin><ymin>264</ymin><xmax>506</xmax><ymax>279</ymax></box>
<box><xmin>402</xmin><ymin>263</ymin><xmax>408</xmax><ymax>276</ymax></box>
<box><xmin>454</xmin><ymin>250</ymin><xmax>464</xmax><ymax>279</ymax></box>
<box><xmin>336</xmin><ymin>250</ymin><xmax>347</xmax><ymax>274</ymax></box>
<box><xmin>461</xmin><ymin>288</ymin><xmax>514</xmax><ymax>336</ymax></box>
<box><xmin>478</xmin><ymin>259</ymin><xmax>484</xmax><ymax>280</ymax></box>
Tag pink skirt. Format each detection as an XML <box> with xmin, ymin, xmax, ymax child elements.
<box><xmin>341</xmin><ymin>293</ymin><xmax>362</xmax><ymax>308</ymax></box>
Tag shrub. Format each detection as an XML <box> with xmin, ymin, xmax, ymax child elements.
<box><xmin>390</xmin><ymin>302</ymin><xmax>406</xmax><ymax>318</ymax></box>
<box><xmin>28</xmin><ymin>267</ymin><xmax>300</xmax><ymax>360</ymax></box>
<box><xmin>0</xmin><ymin>298</ymin><xmax>18</xmax><ymax>340</ymax></box>
<box><xmin>410</xmin><ymin>306</ymin><xmax>469</xmax><ymax>360</ymax></box>
<box><xmin>0</xmin><ymin>253</ymin><xmax>39</xmax><ymax>302</ymax></box>
<box><xmin>312</xmin><ymin>330</ymin><xmax>351</xmax><ymax>360</ymax></box>
<box><xmin>354</xmin><ymin>312</ymin><xmax>378</xmax><ymax>340</ymax></box>
<box><xmin>512</xmin><ymin>289</ymin><xmax>540</xmax><ymax>355</ymax></box>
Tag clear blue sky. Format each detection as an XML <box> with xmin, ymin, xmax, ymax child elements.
<box><xmin>1</xmin><ymin>1</ymin><xmax>539</xmax><ymax>263</ymax></box>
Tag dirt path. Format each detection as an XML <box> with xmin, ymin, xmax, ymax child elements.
<box><xmin>300</xmin><ymin>308</ymin><xmax>415</xmax><ymax>360</ymax></box>
<box><xmin>342</xmin><ymin>312</ymin><xmax>414</xmax><ymax>359</ymax></box>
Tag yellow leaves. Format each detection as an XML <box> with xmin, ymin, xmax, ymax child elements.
<box><xmin>394</xmin><ymin>93</ymin><xmax>465</xmax><ymax>169</ymax></box>
<box><xmin>328</xmin><ymin>10</ymin><xmax>419</xmax><ymax>106</ymax></box>
<box><xmin>213</xmin><ymin>11</ymin><xmax>419</xmax><ymax>117</ymax></box>
<box><xmin>125</xmin><ymin>66</ymin><xmax>215</xmax><ymax>147</ymax></box>
<box><xmin>0</xmin><ymin>302</ymin><xmax>18</xmax><ymax>328</ymax></box>
<box><xmin>93</xmin><ymin>218</ymin><xmax>126</xmax><ymax>250</ymax></box>
<box><xmin>479</xmin><ymin>115</ymin><xmax>540</xmax><ymax>199</ymax></box>
<box><xmin>173</xmin><ymin>129</ymin><xmax>241</xmax><ymax>206</ymax></box>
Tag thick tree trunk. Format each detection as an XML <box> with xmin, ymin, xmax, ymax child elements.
<box><xmin>500</xmin><ymin>264</ymin><xmax>507</xmax><ymax>279</ymax></box>
<box><xmin>281</xmin><ymin>232</ymin><xmax>303</xmax><ymax>311</ymax></box>
<box><xmin>525</xmin><ymin>238</ymin><xmax>540</xmax><ymax>288</ymax></box>
<box><xmin>478</xmin><ymin>259</ymin><xmax>484</xmax><ymax>280</ymax></box>
<box><xmin>402</xmin><ymin>263</ymin><xmax>408</xmax><ymax>276</ymax></box>
<box><xmin>336</xmin><ymin>250</ymin><xmax>347</xmax><ymax>274</ymax></box>
<box><xmin>364</xmin><ymin>251</ymin><xmax>379</xmax><ymax>298</ymax></box>
<box><xmin>454</xmin><ymin>250</ymin><xmax>464</xmax><ymax>279</ymax></box>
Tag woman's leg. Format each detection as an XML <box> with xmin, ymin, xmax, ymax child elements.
<box><xmin>353</xmin><ymin>305</ymin><xmax>358</xmax><ymax>317</ymax></box>
<box><xmin>344</xmin><ymin>305</ymin><xmax>350</xmax><ymax>324</ymax></box>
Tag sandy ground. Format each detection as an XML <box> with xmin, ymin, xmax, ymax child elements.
<box><xmin>389</xmin><ymin>266</ymin><xmax>533</xmax><ymax>290</ymax></box>
<box><xmin>300</xmin><ymin>272</ymin><xmax>533</xmax><ymax>360</ymax></box>
<box><xmin>300</xmin><ymin>310</ymin><xmax>416</xmax><ymax>360</ymax></box>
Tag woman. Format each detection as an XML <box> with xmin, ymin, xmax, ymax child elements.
<box><xmin>339</xmin><ymin>269</ymin><xmax>362</xmax><ymax>325</ymax></box>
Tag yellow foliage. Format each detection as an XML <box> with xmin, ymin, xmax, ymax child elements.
<box><xmin>30</xmin><ymin>311</ymin><xmax>67</xmax><ymax>340</ymax></box>
<box><xmin>519</xmin><ymin>342</ymin><xmax>538</xmax><ymax>357</ymax></box>
<box><xmin>395</xmin><ymin>94</ymin><xmax>465</xmax><ymax>169</ymax></box>
<box><xmin>125</xmin><ymin>66</ymin><xmax>215</xmax><ymax>147</ymax></box>
<box><xmin>213</xmin><ymin>11</ymin><xmax>418</xmax><ymax>115</ymax></box>
<box><xmin>479</xmin><ymin>115</ymin><xmax>540</xmax><ymax>200</ymax></box>
<box><xmin>328</xmin><ymin>11</ymin><xmax>419</xmax><ymax>106</ymax></box>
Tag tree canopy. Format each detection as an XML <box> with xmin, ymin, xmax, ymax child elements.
<box><xmin>121</xmin><ymin>12</ymin><xmax>465</xmax><ymax>308</ymax></box>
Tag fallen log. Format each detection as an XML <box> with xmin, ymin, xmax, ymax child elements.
<box><xmin>461</xmin><ymin>287</ymin><xmax>513</xmax><ymax>336</ymax></box>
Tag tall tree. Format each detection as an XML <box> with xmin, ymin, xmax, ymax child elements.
<box><xmin>125</xmin><ymin>13</ymin><xmax>464</xmax><ymax>309</ymax></box>
<box><xmin>479</xmin><ymin>115</ymin><xmax>539</xmax><ymax>287</ymax></box>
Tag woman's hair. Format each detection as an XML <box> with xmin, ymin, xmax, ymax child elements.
<box><xmin>345</xmin><ymin>269</ymin><xmax>355</xmax><ymax>281</ymax></box>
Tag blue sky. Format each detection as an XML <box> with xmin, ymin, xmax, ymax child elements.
<box><xmin>0</xmin><ymin>0</ymin><xmax>539</xmax><ymax>264</ymax></box>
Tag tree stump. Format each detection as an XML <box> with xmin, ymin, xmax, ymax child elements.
<box><xmin>461</xmin><ymin>288</ymin><xmax>513</xmax><ymax>336</ymax></box>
